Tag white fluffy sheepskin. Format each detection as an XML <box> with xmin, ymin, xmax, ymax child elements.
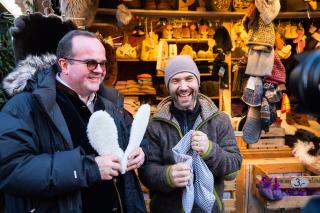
<box><xmin>87</xmin><ymin>110</ymin><xmax>124</xmax><ymax>159</ymax></box>
<box><xmin>87</xmin><ymin>105</ymin><xmax>150</xmax><ymax>174</ymax></box>
<box><xmin>292</xmin><ymin>140</ymin><xmax>320</xmax><ymax>164</ymax></box>
<box><xmin>120</xmin><ymin>104</ymin><xmax>150</xmax><ymax>174</ymax></box>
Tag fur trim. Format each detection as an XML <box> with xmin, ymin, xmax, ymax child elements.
<box><xmin>87</xmin><ymin>110</ymin><xmax>124</xmax><ymax>158</ymax></box>
<box><xmin>121</xmin><ymin>104</ymin><xmax>150</xmax><ymax>174</ymax></box>
<box><xmin>292</xmin><ymin>140</ymin><xmax>320</xmax><ymax>164</ymax></box>
<box><xmin>2</xmin><ymin>54</ymin><xmax>57</xmax><ymax>97</ymax></box>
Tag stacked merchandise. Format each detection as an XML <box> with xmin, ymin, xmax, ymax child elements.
<box><xmin>115</xmin><ymin>80</ymin><xmax>141</xmax><ymax>94</ymax></box>
<box><xmin>114</xmin><ymin>74</ymin><xmax>156</xmax><ymax>95</ymax></box>
<box><xmin>137</xmin><ymin>74</ymin><xmax>156</xmax><ymax>95</ymax></box>
<box><xmin>241</xmin><ymin>0</ymin><xmax>286</xmax><ymax>145</ymax></box>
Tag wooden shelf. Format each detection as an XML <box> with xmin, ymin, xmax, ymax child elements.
<box><xmin>97</xmin><ymin>8</ymin><xmax>245</xmax><ymax>19</ymax></box>
<box><xmin>161</xmin><ymin>38</ymin><xmax>213</xmax><ymax>43</ymax></box>
<box><xmin>156</xmin><ymin>72</ymin><xmax>212</xmax><ymax>77</ymax></box>
<box><xmin>117</xmin><ymin>59</ymin><xmax>156</xmax><ymax>62</ymax></box>
<box><xmin>97</xmin><ymin>8</ymin><xmax>320</xmax><ymax>19</ymax></box>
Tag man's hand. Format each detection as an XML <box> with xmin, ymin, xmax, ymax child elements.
<box><xmin>191</xmin><ymin>131</ymin><xmax>210</xmax><ymax>155</ymax></box>
<box><xmin>95</xmin><ymin>155</ymin><xmax>121</xmax><ymax>180</ymax></box>
<box><xmin>170</xmin><ymin>162</ymin><xmax>191</xmax><ymax>187</ymax></box>
<box><xmin>126</xmin><ymin>147</ymin><xmax>145</xmax><ymax>171</ymax></box>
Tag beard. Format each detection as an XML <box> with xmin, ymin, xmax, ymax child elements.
<box><xmin>172</xmin><ymin>87</ymin><xmax>198</xmax><ymax>111</ymax></box>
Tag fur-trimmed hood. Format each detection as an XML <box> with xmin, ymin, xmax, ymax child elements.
<box><xmin>2</xmin><ymin>53</ymin><xmax>57</xmax><ymax>97</ymax></box>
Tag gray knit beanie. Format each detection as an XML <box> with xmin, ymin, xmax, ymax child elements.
<box><xmin>164</xmin><ymin>55</ymin><xmax>200</xmax><ymax>88</ymax></box>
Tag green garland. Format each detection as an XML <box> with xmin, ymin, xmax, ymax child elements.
<box><xmin>0</xmin><ymin>14</ymin><xmax>15</xmax><ymax>108</ymax></box>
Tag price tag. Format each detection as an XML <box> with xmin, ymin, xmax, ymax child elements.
<box><xmin>291</xmin><ymin>177</ymin><xmax>310</xmax><ymax>188</ymax></box>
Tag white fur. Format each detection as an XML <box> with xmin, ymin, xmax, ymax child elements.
<box><xmin>2</xmin><ymin>54</ymin><xmax>56</xmax><ymax>97</ymax></box>
<box><xmin>121</xmin><ymin>104</ymin><xmax>151</xmax><ymax>173</ymax></box>
<box><xmin>87</xmin><ymin>110</ymin><xmax>124</xmax><ymax>159</ymax></box>
<box><xmin>292</xmin><ymin>140</ymin><xmax>320</xmax><ymax>164</ymax></box>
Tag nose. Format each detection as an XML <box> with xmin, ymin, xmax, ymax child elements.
<box><xmin>179</xmin><ymin>80</ymin><xmax>189</xmax><ymax>90</ymax></box>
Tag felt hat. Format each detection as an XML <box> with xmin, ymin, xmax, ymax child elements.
<box><xmin>245</xmin><ymin>49</ymin><xmax>274</xmax><ymax>77</ymax></box>
<box><xmin>277</xmin><ymin>45</ymin><xmax>292</xmax><ymax>59</ymax></box>
<box><xmin>243</xmin><ymin>106</ymin><xmax>262</xmax><ymax>144</ymax></box>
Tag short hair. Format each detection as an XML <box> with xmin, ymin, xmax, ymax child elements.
<box><xmin>56</xmin><ymin>30</ymin><xmax>100</xmax><ymax>59</ymax></box>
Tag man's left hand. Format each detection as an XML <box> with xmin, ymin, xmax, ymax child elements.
<box><xmin>126</xmin><ymin>147</ymin><xmax>145</xmax><ymax>171</ymax></box>
<box><xmin>191</xmin><ymin>131</ymin><xmax>210</xmax><ymax>155</ymax></box>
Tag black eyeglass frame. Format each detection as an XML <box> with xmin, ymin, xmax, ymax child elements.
<box><xmin>64</xmin><ymin>58</ymin><xmax>108</xmax><ymax>71</ymax></box>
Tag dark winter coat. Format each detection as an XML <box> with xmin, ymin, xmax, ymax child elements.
<box><xmin>0</xmin><ymin>54</ymin><xmax>146</xmax><ymax>213</ymax></box>
<box><xmin>139</xmin><ymin>95</ymin><xmax>242</xmax><ymax>213</ymax></box>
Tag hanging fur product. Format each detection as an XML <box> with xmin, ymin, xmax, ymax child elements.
<box><xmin>10</xmin><ymin>12</ymin><xmax>76</xmax><ymax>62</ymax></box>
<box><xmin>292</xmin><ymin>140</ymin><xmax>320</xmax><ymax>164</ymax></box>
<box><xmin>87</xmin><ymin>110</ymin><xmax>124</xmax><ymax>159</ymax></box>
<box><xmin>116</xmin><ymin>4</ymin><xmax>132</xmax><ymax>28</ymax></box>
<box><xmin>59</xmin><ymin>0</ymin><xmax>99</xmax><ymax>27</ymax></box>
<box><xmin>120</xmin><ymin>104</ymin><xmax>151</xmax><ymax>174</ymax></box>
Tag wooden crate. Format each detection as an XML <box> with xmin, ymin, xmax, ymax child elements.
<box><xmin>223</xmin><ymin>180</ymin><xmax>236</xmax><ymax>212</ymax></box>
<box><xmin>252</xmin><ymin>163</ymin><xmax>320</xmax><ymax>210</ymax></box>
<box><xmin>248</xmin><ymin>127</ymin><xmax>288</xmax><ymax>149</ymax></box>
<box><xmin>235</xmin><ymin>131</ymin><xmax>247</xmax><ymax>150</ymax></box>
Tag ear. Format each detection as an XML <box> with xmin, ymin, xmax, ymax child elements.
<box><xmin>58</xmin><ymin>58</ymin><xmax>69</xmax><ymax>75</ymax></box>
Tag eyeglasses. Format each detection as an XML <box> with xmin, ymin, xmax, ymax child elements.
<box><xmin>64</xmin><ymin>58</ymin><xmax>107</xmax><ymax>71</ymax></box>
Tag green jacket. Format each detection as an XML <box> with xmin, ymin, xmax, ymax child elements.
<box><xmin>139</xmin><ymin>94</ymin><xmax>242</xmax><ymax>213</ymax></box>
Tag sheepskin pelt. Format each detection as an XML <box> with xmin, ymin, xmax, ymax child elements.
<box><xmin>286</xmin><ymin>129</ymin><xmax>320</xmax><ymax>164</ymax></box>
<box><xmin>2</xmin><ymin>54</ymin><xmax>57</xmax><ymax>97</ymax></box>
<box><xmin>59</xmin><ymin>0</ymin><xmax>99</xmax><ymax>27</ymax></box>
<box><xmin>10</xmin><ymin>12</ymin><xmax>76</xmax><ymax>63</ymax></box>
<box><xmin>293</xmin><ymin>140</ymin><xmax>320</xmax><ymax>164</ymax></box>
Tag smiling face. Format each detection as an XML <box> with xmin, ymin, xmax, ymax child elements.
<box><xmin>168</xmin><ymin>72</ymin><xmax>199</xmax><ymax>111</ymax></box>
<box><xmin>59</xmin><ymin>36</ymin><xmax>106</xmax><ymax>99</ymax></box>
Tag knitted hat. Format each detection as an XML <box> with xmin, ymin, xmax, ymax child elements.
<box><xmin>247</xmin><ymin>16</ymin><xmax>275</xmax><ymax>51</ymax></box>
<box><xmin>164</xmin><ymin>55</ymin><xmax>200</xmax><ymax>88</ymax></box>
<box><xmin>255</xmin><ymin>0</ymin><xmax>281</xmax><ymax>25</ymax></box>
<box><xmin>264</xmin><ymin>53</ymin><xmax>286</xmax><ymax>84</ymax></box>
<box><xmin>243</xmin><ymin>106</ymin><xmax>262</xmax><ymax>144</ymax></box>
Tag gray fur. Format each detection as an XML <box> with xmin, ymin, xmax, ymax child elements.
<box><xmin>59</xmin><ymin>0</ymin><xmax>99</xmax><ymax>27</ymax></box>
<box><xmin>2</xmin><ymin>54</ymin><xmax>57</xmax><ymax>97</ymax></box>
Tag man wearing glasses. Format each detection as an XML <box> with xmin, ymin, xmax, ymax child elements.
<box><xmin>0</xmin><ymin>30</ymin><xmax>146</xmax><ymax>213</ymax></box>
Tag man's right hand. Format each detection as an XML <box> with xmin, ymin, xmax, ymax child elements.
<box><xmin>169</xmin><ymin>162</ymin><xmax>191</xmax><ymax>187</ymax></box>
<box><xmin>95</xmin><ymin>155</ymin><xmax>121</xmax><ymax>180</ymax></box>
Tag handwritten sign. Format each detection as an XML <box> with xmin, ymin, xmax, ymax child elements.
<box><xmin>291</xmin><ymin>177</ymin><xmax>310</xmax><ymax>188</ymax></box>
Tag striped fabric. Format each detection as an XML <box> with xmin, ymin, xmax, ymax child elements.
<box><xmin>172</xmin><ymin>130</ymin><xmax>215</xmax><ymax>213</ymax></box>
